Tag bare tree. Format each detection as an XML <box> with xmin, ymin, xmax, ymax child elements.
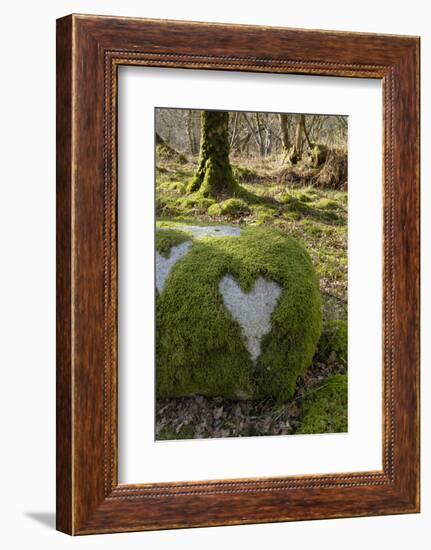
<box><xmin>186</xmin><ymin>110</ymin><xmax>199</xmax><ymax>155</ymax></box>
<box><xmin>279</xmin><ymin>113</ymin><xmax>290</xmax><ymax>154</ymax></box>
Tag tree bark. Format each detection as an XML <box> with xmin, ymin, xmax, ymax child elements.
<box><xmin>188</xmin><ymin>111</ymin><xmax>237</xmax><ymax>197</ymax></box>
<box><xmin>279</xmin><ymin>113</ymin><xmax>290</xmax><ymax>153</ymax></box>
<box><xmin>294</xmin><ymin>114</ymin><xmax>305</xmax><ymax>155</ymax></box>
<box><xmin>294</xmin><ymin>114</ymin><xmax>313</xmax><ymax>154</ymax></box>
<box><xmin>303</xmin><ymin>116</ymin><xmax>313</xmax><ymax>150</ymax></box>
<box><xmin>286</xmin><ymin>114</ymin><xmax>312</xmax><ymax>164</ymax></box>
<box><xmin>186</xmin><ymin>110</ymin><xmax>199</xmax><ymax>155</ymax></box>
<box><xmin>229</xmin><ymin>111</ymin><xmax>240</xmax><ymax>148</ymax></box>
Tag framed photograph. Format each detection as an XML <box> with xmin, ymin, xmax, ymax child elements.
<box><xmin>56</xmin><ymin>14</ymin><xmax>420</xmax><ymax>535</ymax></box>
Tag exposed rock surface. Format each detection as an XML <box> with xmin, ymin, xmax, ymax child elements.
<box><xmin>176</xmin><ymin>224</ymin><xmax>241</xmax><ymax>239</ymax></box>
<box><xmin>219</xmin><ymin>275</ymin><xmax>282</xmax><ymax>363</ymax></box>
<box><xmin>156</xmin><ymin>241</ymin><xmax>192</xmax><ymax>293</ymax></box>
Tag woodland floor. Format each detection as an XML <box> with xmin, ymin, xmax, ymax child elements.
<box><xmin>155</xmin><ymin>155</ymin><xmax>348</xmax><ymax>440</ymax></box>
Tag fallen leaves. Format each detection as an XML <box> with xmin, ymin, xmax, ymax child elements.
<box><xmin>156</xmin><ymin>356</ymin><xmax>347</xmax><ymax>441</ymax></box>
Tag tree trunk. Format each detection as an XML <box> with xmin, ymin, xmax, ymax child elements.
<box><xmin>279</xmin><ymin>114</ymin><xmax>290</xmax><ymax>153</ymax></box>
<box><xmin>186</xmin><ymin>110</ymin><xmax>199</xmax><ymax>155</ymax></box>
<box><xmin>229</xmin><ymin>111</ymin><xmax>240</xmax><ymax>148</ymax></box>
<box><xmin>255</xmin><ymin>113</ymin><xmax>265</xmax><ymax>157</ymax></box>
<box><xmin>294</xmin><ymin>114</ymin><xmax>313</xmax><ymax>155</ymax></box>
<box><xmin>295</xmin><ymin>114</ymin><xmax>305</xmax><ymax>155</ymax></box>
<box><xmin>302</xmin><ymin>116</ymin><xmax>313</xmax><ymax>150</ymax></box>
<box><xmin>286</xmin><ymin>114</ymin><xmax>312</xmax><ymax>165</ymax></box>
<box><xmin>188</xmin><ymin>111</ymin><xmax>237</xmax><ymax>197</ymax></box>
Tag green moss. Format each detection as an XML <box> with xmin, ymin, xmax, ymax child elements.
<box><xmin>187</xmin><ymin>111</ymin><xmax>238</xmax><ymax>197</ymax></box>
<box><xmin>157</xmin><ymin>424</ymin><xmax>195</xmax><ymax>440</ymax></box>
<box><xmin>333</xmin><ymin>191</ymin><xmax>348</xmax><ymax>205</ymax></box>
<box><xmin>219</xmin><ymin>198</ymin><xmax>250</xmax><ymax>217</ymax></box>
<box><xmin>300</xmin><ymin>221</ymin><xmax>324</xmax><ymax>237</ymax></box>
<box><xmin>156</xmin><ymin>227</ymin><xmax>322</xmax><ymax>401</ymax></box>
<box><xmin>251</xmin><ymin>204</ymin><xmax>276</xmax><ymax>224</ymax></box>
<box><xmin>176</xmin><ymin>197</ymin><xmax>196</xmax><ymax>209</ymax></box>
<box><xmin>207</xmin><ymin>198</ymin><xmax>251</xmax><ymax>218</ymax></box>
<box><xmin>278</xmin><ymin>190</ymin><xmax>345</xmax><ymax>225</ymax></box>
<box><xmin>315</xmin><ymin>198</ymin><xmax>340</xmax><ymax>210</ymax></box>
<box><xmin>207</xmin><ymin>203</ymin><xmax>222</xmax><ymax>217</ymax></box>
<box><xmin>169</xmin><ymin>181</ymin><xmax>187</xmax><ymax>193</ymax></box>
<box><xmin>322</xmin><ymin>210</ymin><xmax>340</xmax><ymax>222</ymax></box>
<box><xmin>297</xmin><ymin>374</ymin><xmax>347</xmax><ymax>434</ymax></box>
<box><xmin>157</xmin><ymin>146</ymin><xmax>188</xmax><ymax>165</ymax></box>
<box><xmin>296</xmin><ymin>191</ymin><xmax>316</xmax><ymax>203</ymax></box>
<box><xmin>283</xmin><ymin>211</ymin><xmax>300</xmax><ymax>221</ymax></box>
<box><xmin>156</xmin><ymin>228</ymin><xmax>191</xmax><ymax>257</ymax></box>
<box><xmin>281</xmin><ymin>193</ymin><xmax>311</xmax><ymax>214</ymax></box>
<box><xmin>156</xmin><ymin>133</ymin><xmax>188</xmax><ymax>164</ymax></box>
<box><xmin>303</xmin><ymin>188</ymin><xmax>320</xmax><ymax>200</ymax></box>
<box><xmin>156</xmin><ymin>196</ymin><xmax>181</xmax><ymax>217</ymax></box>
<box><xmin>311</xmin><ymin>143</ymin><xmax>328</xmax><ymax>168</ymax></box>
<box><xmin>157</xmin><ymin>180</ymin><xmax>186</xmax><ymax>193</ymax></box>
<box><xmin>281</xmin><ymin>193</ymin><xmax>299</xmax><ymax>206</ymax></box>
<box><xmin>197</xmin><ymin>197</ymin><xmax>216</xmax><ymax>211</ymax></box>
<box><xmin>191</xmin><ymin>157</ymin><xmax>238</xmax><ymax>198</ymax></box>
<box><xmin>233</xmin><ymin>165</ymin><xmax>259</xmax><ymax>183</ymax></box>
<box><xmin>315</xmin><ymin>320</ymin><xmax>348</xmax><ymax>364</ymax></box>
<box><xmin>170</xmin><ymin>196</ymin><xmax>217</xmax><ymax>215</ymax></box>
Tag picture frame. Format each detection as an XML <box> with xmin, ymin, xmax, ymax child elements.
<box><xmin>56</xmin><ymin>14</ymin><xmax>420</xmax><ymax>535</ymax></box>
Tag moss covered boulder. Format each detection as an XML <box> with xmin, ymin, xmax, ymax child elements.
<box><xmin>297</xmin><ymin>374</ymin><xmax>347</xmax><ymax>434</ymax></box>
<box><xmin>315</xmin><ymin>320</ymin><xmax>347</xmax><ymax>365</ymax></box>
<box><xmin>156</xmin><ymin>226</ymin><xmax>322</xmax><ymax>401</ymax></box>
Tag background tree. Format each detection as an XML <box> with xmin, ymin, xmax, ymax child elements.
<box><xmin>279</xmin><ymin>113</ymin><xmax>290</xmax><ymax>156</ymax></box>
<box><xmin>155</xmin><ymin>108</ymin><xmax>347</xmax><ymax>162</ymax></box>
<box><xmin>186</xmin><ymin>110</ymin><xmax>200</xmax><ymax>155</ymax></box>
<box><xmin>188</xmin><ymin>110</ymin><xmax>237</xmax><ymax>197</ymax></box>
<box><xmin>288</xmin><ymin>114</ymin><xmax>313</xmax><ymax>163</ymax></box>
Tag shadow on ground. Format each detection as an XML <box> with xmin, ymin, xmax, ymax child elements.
<box><xmin>25</xmin><ymin>511</ymin><xmax>56</xmax><ymax>530</ymax></box>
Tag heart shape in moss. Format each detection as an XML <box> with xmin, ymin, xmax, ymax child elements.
<box><xmin>219</xmin><ymin>275</ymin><xmax>282</xmax><ymax>363</ymax></box>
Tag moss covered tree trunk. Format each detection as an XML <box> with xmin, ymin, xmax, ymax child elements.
<box><xmin>188</xmin><ymin>111</ymin><xmax>237</xmax><ymax>197</ymax></box>
<box><xmin>294</xmin><ymin>114</ymin><xmax>305</xmax><ymax>156</ymax></box>
<box><xmin>156</xmin><ymin>132</ymin><xmax>187</xmax><ymax>164</ymax></box>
